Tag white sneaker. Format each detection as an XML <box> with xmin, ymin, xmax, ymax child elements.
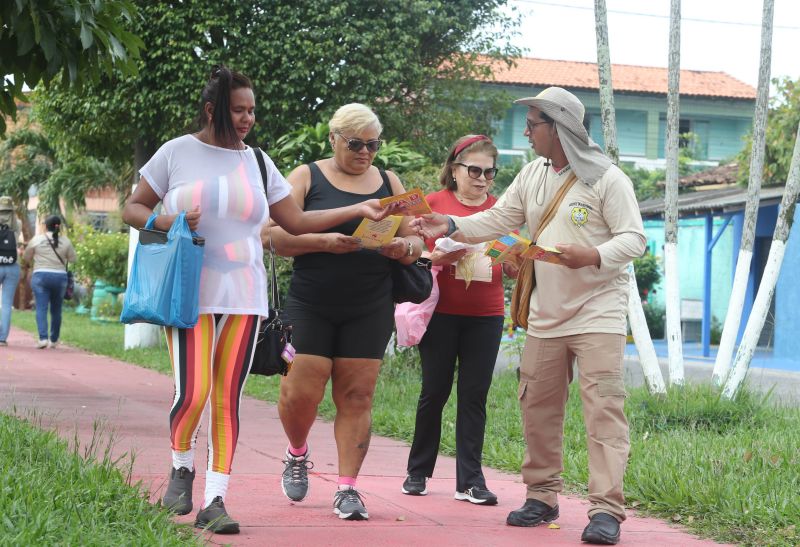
<box><xmin>48</xmin><ymin>341</ymin><xmax>59</xmax><ymax>349</ymax></box>
<box><xmin>36</xmin><ymin>339</ymin><xmax>48</xmax><ymax>349</ymax></box>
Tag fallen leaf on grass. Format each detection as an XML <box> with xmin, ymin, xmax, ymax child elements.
<box><xmin>547</xmin><ymin>523</ymin><xmax>560</xmax><ymax>529</ymax></box>
<box><xmin>743</xmin><ymin>450</ymin><xmax>753</xmax><ymax>463</ymax></box>
<box><xmin>687</xmin><ymin>516</ymin><xmax>694</xmax><ymax>524</ymax></box>
<box><xmin>671</xmin><ymin>514</ymin><xmax>682</xmax><ymax>522</ymax></box>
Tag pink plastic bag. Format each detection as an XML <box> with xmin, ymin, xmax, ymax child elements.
<box><xmin>395</xmin><ymin>266</ymin><xmax>441</xmax><ymax>346</ymax></box>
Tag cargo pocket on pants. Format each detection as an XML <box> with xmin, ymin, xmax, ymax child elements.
<box><xmin>597</xmin><ymin>374</ymin><xmax>627</xmax><ymax>398</ymax></box>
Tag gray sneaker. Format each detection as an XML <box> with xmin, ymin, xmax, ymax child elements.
<box><xmin>194</xmin><ymin>496</ymin><xmax>239</xmax><ymax>534</ymax></box>
<box><xmin>333</xmin><ymin>487</ymin><xmax>369</xmax><ymax>520</ymax></box>
<box><xmin>281</xmin><ymin>450</ymin><xmax>314</xmax><ymax>502</ymax></box>
<box><xmin>162</xmin><ymin>466</ymin><xmax>194</xmax><ymax>515</ymax></box>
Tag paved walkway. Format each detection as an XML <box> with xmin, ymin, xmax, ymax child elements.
<box><xmin>1</xmin><ymin>327</ymin><xmax>729</xmax><ymax>546</ymax></box>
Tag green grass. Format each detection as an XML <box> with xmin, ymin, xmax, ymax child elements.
<box><xmin>10</xmin><ymin>310</ymin><xmax>800</xmax><ymax>546</ymax></box>
<box><xmin>0</xmin><ymin>412</ymin><xmax>200</xmax><ymax>546</ymax></box>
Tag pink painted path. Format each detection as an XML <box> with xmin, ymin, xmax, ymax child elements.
<box><xmin>0</xmin><ymin>327</ymin><xmax>729</xmax><ymax>546</ymax></box>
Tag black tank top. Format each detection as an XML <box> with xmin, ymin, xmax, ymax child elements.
<box><xmin>288</xmin><ymin>162</ymin><xmax>394</xmax><ymax>307</ymax></box>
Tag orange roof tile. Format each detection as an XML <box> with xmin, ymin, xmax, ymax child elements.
<box><xmin>481</xmin><ymin>57</ymin><xmax>756</xmax><ymax>100</ymax></box>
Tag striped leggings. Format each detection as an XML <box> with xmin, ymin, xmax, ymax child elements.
<box><xmin>166</xmin><ymin>313</ymin><xmax>260</xmax><ymax>474</ymax></box>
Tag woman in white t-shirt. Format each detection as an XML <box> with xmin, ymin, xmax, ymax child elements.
<box><xmin>121</xmin><ymin>65</ymin><xmax>393</xmax><ymax>535</ymax></box>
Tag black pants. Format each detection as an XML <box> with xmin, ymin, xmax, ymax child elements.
<box><xmin>407</xmin><ymin>312</ymin><xmax>504</xmax><ymax>491</ymax></box>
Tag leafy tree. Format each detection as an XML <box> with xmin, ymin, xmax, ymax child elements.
<box><xmin>0</xmin><ymin>0</ymin><xmax>143</xmax><ymax>133</ymax></box>
<box><xmin>34</xmin><ymin>0</ymin><xmax>519</xmax><ymax>169</ymax></box>
<box><xmin>0</xmin><ymin>126</ymin><xmax>127</xmax><ymax>237</ymax></box>
<box><xmin>737</xmin><ymin>77</ymin><xmax>800</xmax><ymax>186</ymax></box>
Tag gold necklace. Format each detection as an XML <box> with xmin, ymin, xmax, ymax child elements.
<box><xmin>455</xmin><ymin>192</ymin><xmax>486</xmax><ymax>206</ymax></box>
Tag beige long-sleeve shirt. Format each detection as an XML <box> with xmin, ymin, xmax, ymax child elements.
<box><xmin>23</xmin><ymin>233</ymin><xmax>77</xmax><ymax>272</ymax></box>
<box><xmin>455</xmin><ymin>158</ymin><xmax>646</xmax><ymax>337</ymax></box>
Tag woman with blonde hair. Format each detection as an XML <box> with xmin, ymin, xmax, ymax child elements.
<box><xmin>271</xmin><ymin>103</ymin><xmax>424</xmax><ymax>521</ymax></box>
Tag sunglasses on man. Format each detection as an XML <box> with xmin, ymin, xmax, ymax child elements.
<box><xmin>454</xmin><ymin>162</ymin><xmax>498</xmax><ymax>181</ymax></box>
<box><xmin>335</xmin><ymin>132</ymin><xmax>383</xmax><ymax>153</ymax></box>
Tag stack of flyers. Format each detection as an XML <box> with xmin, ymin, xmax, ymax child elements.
<box><xmin>484</xmin><ymin>233</ymin><xmax>531</xmax><ymax>266</ymax></box>
<box><xmin>379</xmin><ymin>189</ymin><xmax>432</xmax><ymax>215</ymax></box>
<box><xmin>520</xmin><ymin>244</ymin><xmax>564</xmax><ymax>264</ymax></box>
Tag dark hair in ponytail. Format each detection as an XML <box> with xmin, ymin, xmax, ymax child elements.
<box><xmin>195</xmin><ymin>65</ymin><xmax>253</xmax><ymax>147</ymax></box>
<box><xmin>45</xmin><ymin>215</ymin><xmax>61</xmax><ymax>247</ymax></box>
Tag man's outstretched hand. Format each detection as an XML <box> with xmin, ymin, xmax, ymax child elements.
<box><xmin>409</xmin><ymin>213</ymin><xmax>450</xmax><ymax>239</ymax></box>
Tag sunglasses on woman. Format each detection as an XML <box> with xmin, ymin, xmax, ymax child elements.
<box><xmin>335</xmin><ymin>132</ymin><xmax>383</xmax><ymax>153</ymax></box>
<box><xmin>454</xmin><ymin>162</ymin><xmax>498</xmax><ymax>181</ymax></box>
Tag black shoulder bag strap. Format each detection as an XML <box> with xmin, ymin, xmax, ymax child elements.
<box><xmin>252</xmin><ymin>147</ymin><xmax>280</xmax><ymax>311</ymax></box>
<box><xmin>46</xmin><ymin>236</ymin><xmax>70</xmax><ymax>273</ymax></box>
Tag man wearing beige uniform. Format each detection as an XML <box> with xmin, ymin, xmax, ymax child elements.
<box><xmin>411</xmin><ymin>87</ymin><xmax>645</xmax><ymax>545</ymax></box>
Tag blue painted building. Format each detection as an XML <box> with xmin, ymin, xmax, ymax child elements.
<box><xmin>640</xmin><ymin>185</ymin><xmax>800</xmax><ymax>372</ymax></box>
<box><xmin>482</xmin><ymin>57</ymin><xmax>756</xmax><ymax>169</ymax></box>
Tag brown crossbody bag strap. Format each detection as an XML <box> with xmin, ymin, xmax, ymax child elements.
<box><xmin>510</xmin><ymin>171</ymin><xmax>579</xmax><ymax>330</ymax></box>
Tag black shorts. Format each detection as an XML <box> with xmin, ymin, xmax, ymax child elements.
<box><xmin>284</xmin><ymin>293</ymin><xmax>394</xmax><ymax>359</ymax></box>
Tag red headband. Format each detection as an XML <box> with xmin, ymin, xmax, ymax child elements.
<box><xmin>452</xmin><ymin>134</ymin><xmax>490</xmax><ymax>159</ymax></box>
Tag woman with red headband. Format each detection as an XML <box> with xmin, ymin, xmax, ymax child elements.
<box><xmin>401</xmin><ymin>135</ymin><xmax>516</xmax><ymax>505</ymax></box>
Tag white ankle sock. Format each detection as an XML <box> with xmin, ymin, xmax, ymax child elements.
<box><xmin>204</xmin><ymin>470</ymin><xmax>230</xmax><ymax>508</ymax></box>
<box><xmin>172</xmin><ymin>449</ymin><xmax>194</xmax><ymax>471</ymax></box>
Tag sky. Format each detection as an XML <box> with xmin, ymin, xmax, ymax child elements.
<box><xmin>505</xmin><ymin>0</ymin><xmax>800</xmax><ymax>89</ymax></box>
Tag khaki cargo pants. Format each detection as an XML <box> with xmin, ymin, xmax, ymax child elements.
<box><xmin>517</xmin><ymin>332</ymin><xmax>628</xmax><ymax>521</ymax></box>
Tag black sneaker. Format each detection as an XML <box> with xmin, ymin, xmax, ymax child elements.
<box><xmin>281</xmin><ymin>450</ymin><xmax>314</xmax><ymax>502</ymax></box>
<box><xmin>454</xmin><ymin>486</ymin><xmax>498</xmax><ymax>505</ymax></box>
<box><xmin>194</xmin><ymin>496</ymin><xmax>240</xmax><ymax>534</ymax></box>
<box><xmin>162</xmin><ymin>466</ymin><xmax>194</xmax><ymax>515</ymax></box>
<box><xmin>581</xmin><ymin>512</ymin><xmax>621</xmax><ymax>545</ymax></box>
<box><xmin>401</xmin><ymin>475</ymin><xmax>428</xmax><ymax>496</ymax></box>
<box><xmin>506</xmin><ymin>498</ymin><xmax>559</xmax><ymax>527</ymax></box>
<box><xmin>333</xmin><ymin>487</ymin><xmax>369</xmax><ymax>520</ymax></box>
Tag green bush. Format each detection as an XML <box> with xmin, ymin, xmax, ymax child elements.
<box><xmin>73</xmin><ymin>225</ymin><xmax>129</xmax><ymax>288</ymax></box>
<box><xmin>643</xmin><ymin>302</ymin><xmax>665</xmax><ymax>339</ymax></box>
<box><xmin>270</xmin><ymin>122</ymin><xmax>430</xmax><ymax>175</ymax></box>
<box><xmin>633</xmin><ymin>253</ymin><xmax>662</xmax><ymax>300</ymax></box>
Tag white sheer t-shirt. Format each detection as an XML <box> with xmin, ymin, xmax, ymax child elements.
<box><xmin>140</xmin><ymin>134</ymin><xmax>291</xmax><ymax>317</ymax></box>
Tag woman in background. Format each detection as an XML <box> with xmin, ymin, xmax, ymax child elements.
<box><xmin>0</xmin><ymin>196</ymin><xmax>22</xmax><ymax>346</ymax></box>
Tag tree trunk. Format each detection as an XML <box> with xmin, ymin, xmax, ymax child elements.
<box><xmin>664</xmin><ymin>0</ymin><xmax>684</xmax><ymax>386</ymax></box>
<box><xmin>628</xmin><ymin>265</ymin><xmax>666</xmax><ymax>394</ymax></box>
<box><xmin>594</xmin><ymin>0</ymin><xmax>665</xmax><ymax>394</ymax></box>
<box><xmin>124</xmin><ymin>138</ymin><xmax>161</xmax><ymax>350</ymax></box>
<box><xmin>712</xmin><ymin>0</ymin><xmax>774</xmax><ymax>386</ymax></box>
<box><xmin>722</xmin><ymin>123</ymin><xmax>800</xmax><ymax>399</ymax></box>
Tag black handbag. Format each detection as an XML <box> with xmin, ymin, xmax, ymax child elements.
<box><xmin>392</xmin><ymin>256</ymin><xmax>433</xmax><ymax>304</ymax></box>
<box><xmin>249</xmin><ymin>147</ymin><xmax>292</xmax><ymax>377</ymax></box>
<box><xmin>249</xmin><ymin>249</ymin><xmax>292</xmax><ymax>376</ymax></box>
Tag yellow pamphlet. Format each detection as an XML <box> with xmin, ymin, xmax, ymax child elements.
<box><xmin>520</xmin><ymin>244</ymin><xmax>564</xmax><ymax>264</ymax></box>
<box><xmin>379</xmin><ymin>189</ymin><xmax>432</xmax><ymax>215</ymax></box>
<box><xmin>352</xmin><ymin>215</ymin><xmax>402</xmax><ymax>249</ymax></box>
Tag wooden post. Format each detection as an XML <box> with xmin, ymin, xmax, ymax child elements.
<box><xmin>713</xmin><ymin>0</ymin><xmax>774</xmax><ymax>386</ymax></box>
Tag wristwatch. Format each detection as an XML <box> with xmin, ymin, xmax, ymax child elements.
<box><xmin>444</xmin><ymin>216</ymin><xmax>458</xmax><ymax>237</ymax></box>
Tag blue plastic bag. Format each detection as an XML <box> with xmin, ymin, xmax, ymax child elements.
<box><xmin>120</xmin><ymin>212</ymin><xmax>205</xmax><ymax>328</ymax></box>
